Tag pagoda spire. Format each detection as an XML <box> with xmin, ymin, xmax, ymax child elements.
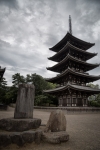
<box><xmin>69</xmin><ymin>15</ymin><xmax>72</xmax><ymax>35</ymax></box>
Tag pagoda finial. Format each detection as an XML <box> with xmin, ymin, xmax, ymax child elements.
<box><xmin>69</xmin><ymin>15</ymin><xmax>72</xmax><ymax>35</ymax></box>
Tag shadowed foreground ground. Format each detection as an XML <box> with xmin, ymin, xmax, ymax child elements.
<box><xmin>0</xmin><ymin>107</ymin><xmax>100</xmax><ymax>150</ymax></box>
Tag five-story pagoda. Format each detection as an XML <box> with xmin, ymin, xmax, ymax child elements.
<box><xmin>44</xmin><ymin>16</ymin><xmax>100</xmax><ymax>107</ymax></box>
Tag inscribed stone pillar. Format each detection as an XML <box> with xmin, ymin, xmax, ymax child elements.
<box><xmin>14</xmin><ymin>84</ymin><xmax>35</xmax><ymax>119</ymax></box>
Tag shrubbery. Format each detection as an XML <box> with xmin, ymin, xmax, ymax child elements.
<box><xmin>89</xmin><ymin>100</ymin><xmax>100</xmax><ymax>107</ymax></box>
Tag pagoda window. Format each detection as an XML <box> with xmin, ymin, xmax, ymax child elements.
<box><xmin>67</xmin><ymin>98</ymin><xmax>71</xmax><ymax>106</ymax></box>
<box><xmin>72</xmin><ymin>98</ymin><xmax>76</xmax><ymax>104</ymax></box>
<box><xmin>59</xmin><ymin>97</ymin><xmax>63</xmax><ymax>106</ymax></box>
<box><xmin>83</xmin><ymin>99</ymin><xmax>87</xmax><ymax>106</ymax></box>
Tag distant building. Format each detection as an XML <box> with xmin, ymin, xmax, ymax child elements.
<box><xmin>44</xmin><ymin>16</ymin><xmax>100</xmax><ymax>107</ymax></box>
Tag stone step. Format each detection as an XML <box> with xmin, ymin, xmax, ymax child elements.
<box><xmin>0</xmin><ymin>130</ymin><xmax>42</xmax><ymax>147</ymax></box>
<box><xmin>0</xmin><ymin>118</ymin><xmax>41</xmax><ymax>131</ymax></box>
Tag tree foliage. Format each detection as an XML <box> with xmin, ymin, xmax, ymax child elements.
<box><xmin>12</xmin><ymin>73</ymin><xmax>25</xmax><ymax>87</ymax></box>
<box><xmin>87</xmin><ymin>83</ymin><xmax>100</xmax><ymax>107</ymax></box>
<box><xmin>0</xmin><ymin>77</ymin><xmax>7</xmax><ymax>103</ymax></box>
<box><xmin>0</xmin><ymin>73</ymin><xmax>57</xmax><ymax>106</ymax></box>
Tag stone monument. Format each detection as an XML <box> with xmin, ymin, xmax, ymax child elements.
<box><xmin>14</xmin><ymin>84</ymin><xmax>35</xmax><ymax>119</ymax></box>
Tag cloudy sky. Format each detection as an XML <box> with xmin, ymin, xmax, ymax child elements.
<box><xmin>0</xmin><ymin>0</ymin><xmax>100</xmax><ymax>86</ymax></box>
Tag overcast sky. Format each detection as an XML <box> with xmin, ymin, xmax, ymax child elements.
<box><xmin>0</xmin><ymin>0</ymin><xmax>100</xmax><ymax>86</ymax></box>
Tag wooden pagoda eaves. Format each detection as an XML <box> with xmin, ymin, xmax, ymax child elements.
<box><xmin>0</xmin><ymin>66</ymin><xmax>6</xmax><ymax>81</ymax></box>
<box><xmin>49</xmin><ymin>32</ymin><xmax>95</xmax><ymax>52</ymax></box>
<box><xmin>44</xmin><ymin>82</ymin><xmax>100</xmax><ymax>94</ymax></box>
<box><xmin>48</xmin><ymin>42</ymin><xmax>97</xmax><ymax>62</ymax></box>
<box><xmin>46</xmin><ymin>67</ymin><xmax>100</xmax><ymax>83</ymax></box>
<box><xmin>47</xmin><ymin>54</ymin><xmax>99</xmax><ymax>73</ymax></box>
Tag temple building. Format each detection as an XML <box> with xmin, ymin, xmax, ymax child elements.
<box><xmin>0</xmin><ymin>66</ymin><xmax>5</xmax><ymax>81</ymax></box>
<box><xmin>44</xmin><ymin>16</ymin><xmax>100</xmax><ymax>107</ymax></box>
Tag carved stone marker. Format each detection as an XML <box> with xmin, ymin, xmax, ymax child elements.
<box><xmin>14</xmin><ymin>84</ymin><xmax>35</xmax><ymax>119</ymax></box>
<box><xmin>44</xmin><ymin>110</ymin><xmax>66</xmax><ymax>132</ymax></box>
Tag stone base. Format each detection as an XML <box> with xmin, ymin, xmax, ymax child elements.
<box><xmin>42</xmin><ymin>131</ymin><xmax>69</xmax><ymax>144</ymax></box>
<box><xmin>0</xmin><ymin>118</ymin><xmax>41</xmax><ymax>132</ymax></box>
<box><xmin>0</xmin><ymin>127</ymin><xmax>69</xmax><ymax>147</ymax></box>
<box><xmin>0</xmin><ymin>130</ymin><xmax>69</xmax><ymax>147</ymax></box>
<box><xmin>0</xmin><ymin>130</ymin><xmax>42</xmax><ymax>147</ymax></box>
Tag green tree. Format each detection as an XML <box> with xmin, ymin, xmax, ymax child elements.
<box><xmin>31</xmin><ymin>73</ymin><xmax>56</xmax><ymax>96</ymax></box>
<box><xmin>10</xmin><ymin>73</ymin><xmax>26</xmax><ymax>103</ymax></box>
<box><xmin>0</xmin><ymin>77</ymin><xmax>7</xmax><ymax>87</ymax></box>
<box><xmin>30</xmin><ymin>73</ymin><xmax>57</xmax><ymax>106</ymax></box>
<box><xmin>0</xmin><ymin>77</ymin><xmax>7</xmax><ymax>103</ymax></box>
<box><xmin>87</xmin><ymin>83</ymin><xmax>100</xmax><ymax>107</ymax></box>
<box><xmin>96</xmin><ymin>93</ymin><xmax>100</xmax><ymax>102</ymax></box>
<box><xmin>25</xmin><ymin>74</ymin><xmax>32</xmax><ymax>84</ymax></box>
<box><xmin>12</xmin><ymin>73</ymin><xmax>25</xmax><ymax>87</ymax></box>
<box><xmin>1</xmin><ymin>73</ymin><xmax>57</xmax><ymax>106</ymax></box>
<box><xmin>5</xmin><ymin>86</ymin><xmax>18</xmax><ymax>104</ymax></box>
<box><xmin>35</xmin><ymin>95</ymin><xmax>49</xmax><ymax>106</ymax></box>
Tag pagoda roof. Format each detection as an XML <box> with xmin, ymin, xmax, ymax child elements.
<box><xmin>47</xmin><ymin>54</ymin><xmax>99</xmax><ymax>73</ymax></box>
<box><xmin>48</xmin><ymin>42</ymin><xmax>97</xmax><ymax>62</ymax></box>
<box><xmin>44</xmin><ymin>82</ymin><xmax>100</xmax><ymax>94</ymax></box>
<box><xmin>49</xmin><ymin>32</ymin><xmax>95</xmax><ymax>52</ymax></box>
<box><xmin>46</xmin><ymin>67</ymin><xmax>100</xmax><ymax>83</ymax></box>
<box><xmin>0</xmin><ymin>67</ymin><xmax>6</xmax><ymax>81</ymax></box>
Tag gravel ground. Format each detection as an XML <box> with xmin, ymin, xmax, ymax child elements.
<box><xmin>0</xmin><ymin>107</ymin><xmax>100</xmax><ymax>150</ymax></box>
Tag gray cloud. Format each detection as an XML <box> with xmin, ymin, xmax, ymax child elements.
<box><xmin>0</xmin><ymin>0</ymin><xmax>100</xmax><ymax>85</ymax></box>
<box><xmin>0</xmin><ymin>0</ymin><xmax>19</xmax><ymax>9</ymax></box>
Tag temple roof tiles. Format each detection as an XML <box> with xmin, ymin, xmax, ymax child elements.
<box><xmin>49</xmin><ymin>32</ymin><xmax>95</xmax><ymax>52</ymax></box>
<box><xmin>48</xmin><ymin>42</ymin><xmax>97</xmax><ymax>62</ymax></box>
<box><xmin>44</xmin><ymin>82</ymin><xmax>100</xmax><ymax>94</ymax></box>
<box><xmin>47</xmin><ymin>54</ymin><xmax>99</xmax><ymax>72</ymax></box>
<box><xmin>46</xmin><ymin>67</ymin><xmax>100</xmax><ymax>82</ymax></box>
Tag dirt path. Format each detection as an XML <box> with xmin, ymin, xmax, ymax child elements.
<box><xmin>0</xmin><ymin>107</ymin><xmax>100</xmax><ymax>150</ymax></box>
